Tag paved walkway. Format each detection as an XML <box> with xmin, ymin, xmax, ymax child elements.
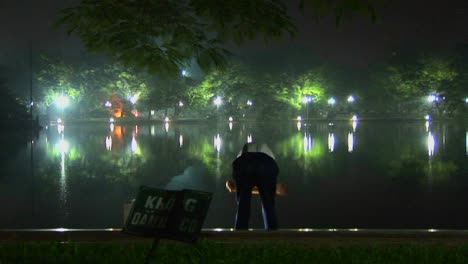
<box><xmin>2</xmin><ymin>229</ymin><xmax>468</xmax><ymax>246</ymax></box>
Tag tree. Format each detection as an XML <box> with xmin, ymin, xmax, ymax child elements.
<box><xmin>275</xmin><ymin>68</ymin><xmax>329</xmax><ymax>114</ymax></box>
<box><xmin>57</xmin><ymin>0</ymin><xmax>378</xmax><ymax>75</ymax></box>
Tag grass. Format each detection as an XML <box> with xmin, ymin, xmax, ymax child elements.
<box><xmin>1</xmin><ymin>240</ymin><xmax>468</xmax><ymax>264</ymax></box>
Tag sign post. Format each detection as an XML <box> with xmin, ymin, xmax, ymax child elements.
<box><xmin>122</xmin><ymin>186</ymin><xmax>212</xmax><ymax>263</ymax></box>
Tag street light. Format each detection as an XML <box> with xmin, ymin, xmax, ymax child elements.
<box><xmin>214</xmin><ymin>96</ymin><xmax>222</xmax><ymax>108</ymax></box>
<box><xmin>427</xmin><ymin>94</ymin><xmax>439</xmax><ymax>103</ymax></box>
<box><xmin>129</xmin><ymin>94</ymin><xmax>139</xmax><ymax>105</ymax></box>
<box><xmin>247</xmin><ymin>100</ymin><xmax>253</xmax><ymax>106</ymax></box>
<box><xmin>55</xmin><ymin>95</ymin><xmax>70</xmax><ymax>108</ymax></box>
<box><xmin>465</xmin><ymin>97</ymin><xmax>468</xmax><ymax>103</ymax></box>
<box><xmin>347</xmin><ymin>95</ymin><xmax>355</xmax><ymax>103</ymax></box>
<box><xmin>328</xmin><ymin>97</ymin><xmax>336</xmax><ymax>105</ymax></box>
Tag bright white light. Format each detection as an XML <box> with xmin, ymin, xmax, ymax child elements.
<box><xmin>297</xmin><ymin>121</ymin><xmax>302</xmax><ymax>131</ymax></box>
<box><xmin>427</xmin><ymin>132</ymin><xmax>435</xmax><ymax>157</ymax></box>
<box><xmin>228</xmin><ymin>116</ymin><xmax>233</xmax><ymax>122</ymax></box>
<box><xmin>150</xmin><ymin>110</ymin><xmax>155</xmax><ymax>116</ymax></box>
<box><xmin>214</xmin><ymin>134</ymin><xmax>222</xmax><ymax>152</ymax></box>
<box><xmin>302</xmin><ymin>96</ymin><xmax>312</xmax><ymax>104</ymax></box>
<box><xmin>351</xmin><ymin>115</ymin><xmax>358</xmax><ymax>121</ymax></box>
<box><xmin>465</xmin><ymin>97</ymin><xmax>468</xmax><ymax>103</ymax></box>
<box><xmin>425</xmin><ymin>114</ymin><xmax>431</xmax><ymax>120</ymax></box>
<box><xmin>104</xmin><ymin>101</ymin><xmax>112</xmax><ymax>107</ymax></box>
<box><xmin>214</xmin><ymin>96</ymin><xmax>222</xmax><ymax>107</ymax></box>
<box><xmin>129</xmin><ymin>94</ymin><xmax>139</xmax><ymax>104</ymax></box>
<box><xmin>347</xmin><ymin>95</ymin><xmax>355</xmax><ymax>103</ymax></box>
<box><xmin>57</xmin><ymin>139</ymin><xmax>69</xmax><ymax>153</ymax></box>
<box><xmin>427</xmin><ymin>94</ymin><xmax>439</xmax><ymax>103</ymax></box>
<box><xmin>179</xmin><ymin>101</ymin><xmax>184</xmax><ymax>107</ymax></box>
<box><xmin>179</xmin><ymin>135</ymin><xmax>183</xmax><ymax>147</ymax></box>
<box><xmin>131</xmin><ymin>136</ymin><xmax>139</xmax><ymax>153</ymax></box>
<box><xmin>57</xmin><ymin>124</ymin><xmax>64</xmax><ymax>134</ymax></box>
<box><xmin>425</xmin><ymin>121</ymin><xmax>430</xmax><ymax>132</ymax></box>
<box><xmin>109</xmin><ymin>117</ymin><xmax>114</xmax><ymax>123</ymax></box>
<box><xmin>465</xmin><ymin>131</ymin><xmax>468</xmax><ymax>156</ymax></box>
<box><xmin>297</xmin><ymin>116</ymin><xmax>302</xmax><ymax>121</ymax></box>
<box><xmin>110</xmin><ymin>124</ymin><xmax>114</xmax><ymax>132</ymax></box>
<box><xmin>328</xmin><ymin>133</ymin><xmax>335</xmax><ymax>152</ymax></box>
<box><xmin>348</xmin><ymin>132</ymin><xmax>354</xmax><ymax>153</ymax></box>
<box><xmin>328</xmin><ymin>97</ymin><xmax>336</xmax><ymax>105</ymax></box>
<box><xmin>105</xmin><ymin>136</ymin><xmax>112</xmax><ymax>151</ymax></box>
<box><xmin>247</xmin><ymin>100</ymin><xmax>253</xmax><ymax>106</ymax></box>
<box><xmin>181</xmin><ymin>69</ymin><xmax>187</xmax><ymax>76</ymax></box>
<box><xmin>165</xmin><ymin>122</ymin><xmax>169</xmax><ymax>132</ymax></box>
<box><xmin>247</xmin><ymin>134</ymin><xmax>253</xmax><ymax>143</ymax></box>
<box><xmin>164</xmin><ymin>117</ymin><xmax>170</xmax><ymax>122</ymax></box>
<box><xmin>55</xmin><ymin>95</ymin><xmax>70</xmax><ymax>108</ymax></box>
<box><xmin>56</xmin><ymin>118</ymin><xmax>63</xmax><ymax>124</ymax></box>
<box><xmin>229</xmin><ymin>122</ymin><xmax>233</xmax><ymax>131</ymax></box>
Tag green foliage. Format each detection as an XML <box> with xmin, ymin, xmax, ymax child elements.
<box><xmin>56</xmin><ymin>1</ymin><xmax>379</xmax><ymax>75</ymax></box>
<box><xmin>56</xmin><ymin>0</ymin><xmax>295</xmax><ymax>75</ymax></box>
<box><xmin>35</xmin><ymin>56</ymin><xmax>151</xmax><ymax>117</ymax></box>
<box><xmin>275</xmin><ymin>68</ymin><xmax>328</xmax><ymax>110</ymax></box>
<box><xmin>1</xmin><ymin>241</ymin><xmax>468</xmax><ymax>264</ymax></box>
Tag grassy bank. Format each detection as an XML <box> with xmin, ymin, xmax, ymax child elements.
<box><xmin>1</xmin><ymin>240</ymin><xmax>468</xmax><ymax>264</ymax></box>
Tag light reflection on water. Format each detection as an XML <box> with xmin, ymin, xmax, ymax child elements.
<box><xmin>347</xmin><ymin>132</ymin><xmax>354</xmax><ymax>153</ymax></box>
<box><xmin>328</xmin><ymin>133</ymin><xmax>335</xmax><ymax>152</ymax></box>
<box><xmin>427</xmin><ymin>131</ymin><xmax>436</xmax><ymax>157</ymax></box>
<box><xmin>2</xmin><ymin>121</ymin><xmax>468</xmax><ymax>229</ymax></box>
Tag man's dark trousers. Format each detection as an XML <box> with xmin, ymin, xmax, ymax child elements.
<box><xmin>232</xmin><ymin>152</ymin><xmax>279</xmax><ymax>230</ymax></box>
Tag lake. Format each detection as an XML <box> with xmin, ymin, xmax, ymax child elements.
<box><xmin>1</xmin><ymin>120</ymin><xmax>467</xmax><ymax>230</ymax></box>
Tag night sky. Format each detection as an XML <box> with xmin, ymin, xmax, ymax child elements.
<box><xmin>0</xmin><ymin>0</ymin><xmax>467</xmax><ymax>74</ymax></box>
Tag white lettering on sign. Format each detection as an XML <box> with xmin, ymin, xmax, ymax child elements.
<box><xmin>131</xmin><ymin>213</ymin><xmax>142</xmax><ymax>225</ymax></box>
<box><xmin>144</xmin><ymin>196</ymin><xmax>176</xmax><ymax>210</ymax></box>
<box><xmin>184</xmin><ymin>199</ymin><xmax>197</xmax><ymax>212</ymax></box>
<box><xmin>144</xmin><ymin>196</ymin><xmax>157</xmax><ymax>209</ymax></box>
<box><xmin>130</xmin><ymin>212</ymin><xmax>168</xmax><ymax>227</ymax></box>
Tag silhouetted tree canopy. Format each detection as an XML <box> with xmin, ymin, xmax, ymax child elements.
<box><xmin>57</xmin><ymin>0</ymin><xmax>379</xmax><ymax>75</ymax></box>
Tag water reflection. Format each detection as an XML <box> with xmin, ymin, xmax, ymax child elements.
<box><xmin>4</xmin><ymin>121</ymin><xmax>468</xmax><ymax>229</ymax></box>
<box><xmin>214</xmin><ymin>134</ymin><xmax>222</xmax><ymax>153</ymax></box>
<box><xmin>165</xmin><ymin>122</ymin><xmax>169</xmax><ymax>133</ymax></box>
<box><xmin>352</xmin><ymin>121</ymin><xmax>358</xmax><ymax>132</ymax></box>
<box><xmin>425</xmin><ymin>121</ymin><xmax>430</xmax><ymax>132</ymax></box>
<box><xmin>427</xmin><ymin>131</ymin><xmax>436</xmax><ymax>157</ymax></box>
<box><xmin>229</xmin><ymin>122</ymin><xmax>233</xmax><ymax>131</ymax></box>
<box><xmin>57</xmin><ymin>124</ymin><xmax>64</xmax><ymax>134</ymax></box>
<box><xmin>297</xmin><ymin>121</ymin><xmax>302</xmax><ymax>131</ymax></box>
<box><xmin>105</xmin><ymin>136</ymin><xmax>112</xmax><ymax>151</ymax></box>
<box><xmin>328</xmin><ymin>133</ymin><xmax>335</xmax><ymax>152</ymax></box>
<box><xmin>347</xmin><ymin>132</ymin><xmax>354</xmax><ymax>153</ymax></box>
<box><xmin>303</xmin><ymin>133</ymin><xmax>312</xmax><ymax>152</ymax></box>
<box><xmin>130</xmin><ymin>136</ymin><xmax>140</xmax><ymax>154</ymax></box>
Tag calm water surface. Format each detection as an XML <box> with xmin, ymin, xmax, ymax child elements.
<box><xmin>1</xmin><ymin>120</ymin><xmax>467</xmax><ymax>229</ymax></box>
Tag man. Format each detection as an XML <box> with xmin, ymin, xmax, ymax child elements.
<box><xmin>232</xmin><ymin>142</ymin><xmax>279</xmax><ymax>230</ymax></box>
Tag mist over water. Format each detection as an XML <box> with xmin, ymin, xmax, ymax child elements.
<box><xmin>0</xmin><ymin>120</ymin><xmax>467</xmax><ymax>230</ymax></box>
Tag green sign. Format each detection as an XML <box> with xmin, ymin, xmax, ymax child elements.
<box><xmin>122</xmin><ymin>186</ymin><xmax>212</xmax><ymax>243</ymax></box>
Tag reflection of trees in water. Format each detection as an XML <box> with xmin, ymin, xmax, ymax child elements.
<box><xmin>274</xmin><ymin>133</ymin><xmax>326</xmax><ymax>173</ymax></box>
<box><xmin>387</xmin><ymin>146</ymin><xmax>458</xmax><ymax>185</ymax></box>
